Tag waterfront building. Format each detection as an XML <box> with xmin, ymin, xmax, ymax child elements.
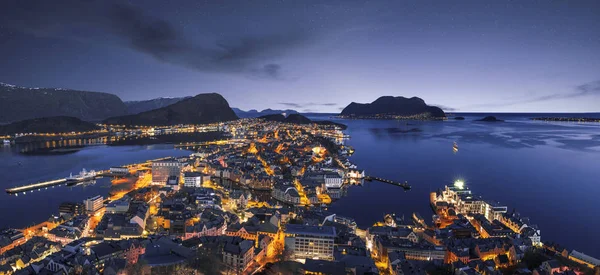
<box><xmin>346</xmin><ymin>169</ymin><xmax>365</xmax><ymax>179</ymax></box>
<box><xmin>284</xmin><ymin>224</ymin><xmax>336</xmax><ymax>260</ymax></box>
<box><xmin>109</xmin><ymin>166</ymin><xmax>129</xmax><ymax>176</ymax></box>
<box><xmin>437</xmin><ymin>184</ymin><xmax>507</xmax><ymax>222</ymax></box>
<box><xmin>152</xmin><ymin>159</ymin><xmax>183</xmax><ymax>185</ymax></box>
<box><xmin>83</xmin><ymin>195</ymin><xmax>104</xmax><ymax>214</ymax></box>
<box><xmin>568</xmin><ymin>250</ymin><xmax>600</xmax><ymax>269</ymax></box>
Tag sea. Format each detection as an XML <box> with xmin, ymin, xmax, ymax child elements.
<box><xmin>1</xmin><ymin>113</ymin><xmax>599</xmax><ymax>257</ymax></box>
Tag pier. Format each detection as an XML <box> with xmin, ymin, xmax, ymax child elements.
<box><xmin>4</xmin><ymin>156</ymin><xmax>173</xmax><ymax>194</ymax></box>
<box><xmin>5</xmin><ymin>179</ymin><xmax>68</xmax><ymax>194</ymax></box>
<box><xmin>364</xmin><ymin>176</ymin><xmax>411</xmax><ymax>191</ymax></box>
<box><xmin>5</xmin><ymin>171</ymin><xmax>109</xmax><ymax>194</ymax></box>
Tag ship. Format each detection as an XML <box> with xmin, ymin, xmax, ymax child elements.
<box><xmin>66</xmin><ymin>168</ymin><xmax>97</xmax><ymax>183</ymax></box>
<box><xmin>453</xmin><ymin>141</ymin><xmax>459</xmax><ymax>152</ymax></box>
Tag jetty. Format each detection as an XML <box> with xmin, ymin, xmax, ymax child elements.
<box><xmin>364</xmin><ymin>176</ymin><xmax>411</xmax><ymax>191</ymax></box>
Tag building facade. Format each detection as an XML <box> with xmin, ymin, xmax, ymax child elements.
<box><xmin>84</xmin><ymin>195</ymin><xmax>104</xmax><ymax>213</ymax></box>
<box><xmin>284</xmin><ymin>224</ymin><xmax>336</xmax><ymax>260</ymax></box>
<box><xmin>152</xmin><ymin>160</ymin><xmax>183</xmax><ymax>185</ymax></box>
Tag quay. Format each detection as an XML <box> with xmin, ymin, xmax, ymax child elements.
<box><xmin>5</xmin><ymin>170</ymin><xmax>109</xmax><ymax>194</ymax></box>
<box><xmin>4</xmin><ymin>156</ymin><xmax>174</xmax><ymax>194</ymax></box>
<box><xmin>364</xmin><ymin>176</ymin><xmax>411</xmax><ymax>190</ymax></box>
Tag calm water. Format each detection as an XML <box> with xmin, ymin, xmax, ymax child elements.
<box><xmin>319</xmin><ymin>114</ymin><xmax>600</xmax><ymax>258</ymax></box>
<box><xmin>0</xmin><ymin>145</ymin><xmax>190</xmax><ymax>228</ymax></box>
<box><xmin>2</xmin><ymin>114</ymin><xmax>600</xmax><ymax>257</ymax></box>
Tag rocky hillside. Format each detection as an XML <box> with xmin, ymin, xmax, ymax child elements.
<box><xmin>125</xmin><ymin>97</ymin><xmax>191</xmax><ymax>114</ymax></box>
<box><xmin>340</xmin><ymin>96</ymin><xmax>445</xmax><ymax>118</ymax></box>
<box><xmin>103</xmin><ymin>93</ymin><xmax>238</xmax><ymax>126</ymax></box>
<box><xmin>0</xmin><ymin>82</ymin><xmax>127</xmax><ymax>123</ymax></box>
<box><xmin>0</xmin><ymin>116</ymin><xmax>100</xmax><ymax>135</ymax></box>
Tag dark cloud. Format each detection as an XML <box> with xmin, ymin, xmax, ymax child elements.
<box><xmin>463</xmin><ymin>79</ymin><xmax>600</xmax><ymax>109</ymax></box>
<box><xmin>0</xmin><ymin>0</ymin><xmax>309</xmax><ymax>79</ymax></box>
<box><xmin>279</xmin><ymin>102</ymin><xmax>338</xmax><ymax>109</ymax></box>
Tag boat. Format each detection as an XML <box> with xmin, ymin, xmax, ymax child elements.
<box><xmin>66</xmin><ymin>168</ymin><xmax>97</xmax><ymax>183</ymax></box>
<box><xmin>453</xmin><ymin>141</ymin><xmax>459</xmax><ymax>152</ymax></box>
<box><xmin>3</xmin><ymin>139</ymin><xmax>10</xmax><ymax>146</ymax></box>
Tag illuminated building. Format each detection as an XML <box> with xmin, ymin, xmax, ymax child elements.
<box><xmin>568</xmin><ymin>250</ymin><xmax>600</xmax><ymax>269</ymax></box>
<box><xmin>284</xmin><ymin>224</ymin><xmax>336</xmax><ymax>260</ymax></box>
<box><xmin>84</xmin><ymin>195</ymin><xmax>104</xmax><ymax>214</ymax></box>
<box><xmin>183</xmin><ymin>172</ymin><xmax>210</xmax><ymax>188</ymax></box>
<box><xmin>151</xmin><ymin>159</ymin><xmax>183</xmax><ymax>185</ymax></box>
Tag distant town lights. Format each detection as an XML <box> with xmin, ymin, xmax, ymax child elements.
<box><xmin>454</xmin><ymin>179</ymin><xmax>465</xmax><ymax>189</ymax></box>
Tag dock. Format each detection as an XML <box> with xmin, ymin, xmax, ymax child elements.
<box><xmin>364</xmin><ymin>176</ymin><xmax>411</xmax><ymax>191</ymax></box>
<box><xmin>5</xmin><ymin>179</ymin><xmax>68</xmax><ymax>194</ymax></box>
<box><xmin>4</xmin><ymin>156</ymin><xmax>173</xmax><ymax>194</ymax></box>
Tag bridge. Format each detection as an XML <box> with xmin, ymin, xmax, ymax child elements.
<box><xmin>364</xmin><ymin>176</ymin><xmax>411</xmax><ymax>191</ymax></box>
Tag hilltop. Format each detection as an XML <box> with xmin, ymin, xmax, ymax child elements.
<box><xmin>0</xmin><ymin>82</ymin><xmax>127</xmax><ymax>123</ymax></box>
<box><xmin>103</xmin><ymin>93</ymin><xmax>238</xmax><ymax>126</ymax></box>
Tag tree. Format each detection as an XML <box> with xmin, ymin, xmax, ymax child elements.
<box><xmin>186</xmin><ymin>249</ymin><xmax>226</xmax><ymax>275</ymax></box>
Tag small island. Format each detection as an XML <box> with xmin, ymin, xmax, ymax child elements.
<box><xmin>476</xmin><ymin>116</ymin><xmax>504</xmax><ymax>122</ymax></box>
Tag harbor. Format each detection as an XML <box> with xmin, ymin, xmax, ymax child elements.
<box><xmin>4</xmin><ymin>156</ymin><xmax>175</xmax><ymax>194</ymax></box>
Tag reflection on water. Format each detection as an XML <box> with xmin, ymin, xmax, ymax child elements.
<box><xmin>318</xmin><ymin>114</ymin><xmax>600</xmax><ymax>258</ymax></box>
<box><xmin>0</xmin><ymin>144</ymin><xmax>191</xmax><ymax>229</ymax></box>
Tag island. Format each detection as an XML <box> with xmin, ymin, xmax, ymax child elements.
<box><xmin>476</xmin><ymin>116</ymin><xmax>504</xmax><ymax>122</ymax></box>
<box><xmin>339</xmin><ymin>96</ymin><xmax>446</xmax><ymax>119</ymax></box>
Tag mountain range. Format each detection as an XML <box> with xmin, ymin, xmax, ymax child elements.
<box><xmin>233</xmin><ymin>108</ymin><xmax>299</xmax><ymax>118</ymax></box>
<box><xmin>1</xmin><ymin>82</ymin><xmax>447</xmax><ymax>132</ymax></box>
<box><xmin>0</xmin><ymin>82</ymin><xmax>127</xmax><ymax>123</ymax></box>
<box><xmin>124</xmin><ymin>97</ymin><xmax>191</xmax><ymax>114</ymax></box>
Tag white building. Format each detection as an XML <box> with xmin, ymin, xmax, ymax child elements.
<box><xmin>184</xmin><ymin>172</ymin><xmax>211</xmax><ymax>188</ymax></box>
<box><xmin>83</xmin><ymin>195</ymin><xmax>104</xmax><ymax>213</ymax></box>
<box><xmin>324</xmin><ymin>172</ymin><xmax>343</xmax><ymax>189</ymax></box>
<box><xmin>109</xmin><ymin>167</ymin><xmax>129</xmax><ymax>176</ymax></box>
<box><xmin>285</xmin><ymin>224</ymin><xmax>336</xmax><ymax>260</ymax></box>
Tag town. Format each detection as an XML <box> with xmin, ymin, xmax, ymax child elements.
<box><xmin>1</xmin><ymin>118</ymin><xmax>599</xmax><ymax>275</ymax></box>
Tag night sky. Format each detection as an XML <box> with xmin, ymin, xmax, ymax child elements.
<box><xmin>1</xmin><ymin>1</ymin><xmax>599</xmax><ymax>112</ymax></box>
